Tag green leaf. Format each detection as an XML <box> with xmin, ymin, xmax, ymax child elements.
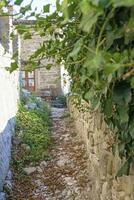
<box><xmin>111</xmin><ymin>0</ymin><xmax>134</xmax><ymax>7</ymax></box>
<box><xmin>15</xmin><ymin>0</ymin><xmax>23</xmax><ymax>5</ymax></box>
<box><xmin>43</xmin><ymin>4</ymin><xmax>50</xmax><ymax>13</ymax></box>
<box><xmin>79</xmin><ymin>0</ymin><xmax>90</xmax><ymax>14</ymax></box>
<box><xmin>130</xmin><ymin>142</ymin><xmax>134</xmax><ymax>155</ymax></box>
<box><xmin>106</xmin><ymin>28</ymin><xmax>123</xmax><ymax>50</ymax></box>
<box><xmin>84</xmin><ymin>52</ymin><xmax>103</xmax><ymax>77</ymax></box>
<box><xmin>99</xmin><ymin>0</ymin><xmax>108</xmax><ymax>8</ymax></box>
<box><xmin>113</xmin><ymin>83</ymin><xmax>132</xmax><ymax>105</ymax></box>
<box><xmin>118</xmin><ymin>142</ymin><xmax>125</xmax><ymax>156</ymax></box>
<box><xmin>20</xmin><ymin>4</ymin><xmax>31</xmax><ymax>15</ymax></box>
<box><xmin>24</xmin><ymin>61</ymin><xmax>37</xmax><ymax>71</ymax></box>
<box><xmin>62</xmin><ymin>0</ymin><xmax>68</xmax><ymax>20</ymax></box>
<box><xmin>131</xmin><ymin>77</ymin><xmax>134</xmax><ymax>88</ymax></box>
<box><xmin>11</xmin><ymin>62</ymin><xmax>18</xmax><ymax>72</ymax></box>
<box><xmin>79</xmin><ymin>1</ymin><xmax>103</xmax><ymax>33</ymax></box>
<box><xmin>16</xmin><ymin>24</ymin><xmax>28</xmax><ymax>35</ymax></box>
<box><xmin>56</xmin><ymin>0</ymin><xmax>61</xmax><ymax>11</ymax></box>
<box><xmin>84</xmin><ymin>91</ymin><xmax>92</xmax><ymax>101</ymax></box>
<box><xmin>104</xmin><ymin>63</ymin><xmax>121</xmax><ymax>75</ymax></box>
<box><xmin>84</xmin><ymin>89</ymin><xmax>101</xmax><ymax>109</ymax></box>
<box><xmin>116</xmin><ymin>158</ymin><xmax>132</xmax><ymax>177</ymax></box>
<box><xmin>81</xmin><ymin>75</ymin><xmax>88</xmax><ymax>84</ymax></box>
<box><xmin>117</xmin><ymin>105</ymin><xmax>129</xmax><ymax>124</ymax></box>
<box><xmin>23</xmin><ymin>32</ymin><xmax>32</xmax><ymax>40</ymax></box>
<box><xmin>104</xmin><ymin>97</ymin><xmax>113</xmax><ymax>118</ymax></box>
<box><xmin>129</xmin><ymin>119</ymin><xmax>134</xmax><ymax>139</ymax></box>
<box><xmin>125</xmin><ymin>8</ymin><xmax>134</xmax><ymax>44</ymax></box>
<box><xmin>68</xmin><ymin>38</ymin><xmax>83</xmax><ymax>58</ymax></box>
<box><xmin>0</xmin><ymin>1</ymin><xmax>6</xmax><ymax>9</ymax></box>
<box><xmin>6</xmin><ymin>62</ymin><xmax>18</xmax><ymax>73</ymax></box>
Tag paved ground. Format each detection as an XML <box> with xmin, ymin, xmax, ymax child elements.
<box><xmin>12</xmin><ymin>108</ymin><xmax>91</xmax><ymax>200</ymax></box>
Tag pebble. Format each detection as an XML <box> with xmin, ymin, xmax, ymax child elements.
<box><xmin>40</xmin><ymin>161</ymin><xmax>47</xmax><ymax>168</ymax></box>
<box><xmin>23</xmin><ymin>167</ymin><xmax>36</xmax><ymax>175</ymax></box>
<box><xmin>36</xmin><ymin>166</ymin><xmax>43</xmax><ymax>173</ymax></box>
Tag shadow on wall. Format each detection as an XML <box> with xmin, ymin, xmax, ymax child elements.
<box><xmin>0</xmin><ymin>117</ymin><xmax>15</xmax><ymax>192</ymax></box>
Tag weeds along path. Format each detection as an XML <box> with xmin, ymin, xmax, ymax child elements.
<box><xmin>12</xmin><ymin>107</ymin><xmax>91</xmax><ymax>200</ymax></box>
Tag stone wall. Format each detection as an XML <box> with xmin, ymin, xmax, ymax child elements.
<box><xmin>0</xmin><ymin>14</ymin><xmax>19</xmax><ymax>195</ymax></box>
<box><xmin>68</xmin><ymin>97</ymin><xmax>134</xmax><ymax>200</ymax></box>
<box><xmin>36</xmin><ymin>67</ymin><xmax>61</xmax><ymax>96</ymax></box>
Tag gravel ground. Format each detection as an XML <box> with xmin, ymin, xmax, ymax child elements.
<box><xmin>12</xmin><ymin>108</ymin><xmax>91</xmax><ymax>200</ymax></box>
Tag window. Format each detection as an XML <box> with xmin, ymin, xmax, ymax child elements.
<box><xmin>21</xmin><ymin>70</ymin><xmax>35</xmax><ymax>91</ymax></box>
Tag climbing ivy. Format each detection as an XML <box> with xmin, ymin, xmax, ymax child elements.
<box><xmin>2</xmin><ymin>0</ymin><xmax>134</xmax><ymax>175</ymax></box>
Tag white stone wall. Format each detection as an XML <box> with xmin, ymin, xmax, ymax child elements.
<box><xmin>0</xmin><ymin>38</ymin><xmax>19</xmax><ymax>192</ymax></box>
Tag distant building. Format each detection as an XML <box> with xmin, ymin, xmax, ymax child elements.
<box><xmin>13</xmin><ymin>20</ymin><xmax>62</xmax><ymax>98</ymax></box>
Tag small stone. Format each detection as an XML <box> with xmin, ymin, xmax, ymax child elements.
<box><xmin>24</xmin><ymin>167</ymin><xmax>36</xmax><ymax>175</ymax></box>
<box><xmin>35</xmin><ymin>179</ymin><xmax>42</xmax><ymax>186</ymax></box>
<box><xmin>36</xmin><ymin>166</ymin><xmax>43</xmax><ymax>173</ymax></box>
<box><xmin>57</xmin><ymin>159</ymin><xmax>66</xmax><ymax>167</ymax></box>
<box><xmin>62</xmin><ymin>189</ymin><xmax>67</xmax><ymax>196</ymax></box>
<box><xmin>64</xmin><ymin>177</ymin><xmax>76</xmax><ymax>186</ymax></box>
<box><xmin>40</xmin><ymin>161</ymin><xmax>47</xmax><ymax>168</ymax></box>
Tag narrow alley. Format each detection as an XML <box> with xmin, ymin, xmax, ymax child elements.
<box><xmin>12</xmin><ymin>107</ymin><xmax>91</xmax><ymax>200</ymax></box>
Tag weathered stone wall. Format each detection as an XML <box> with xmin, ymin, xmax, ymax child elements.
<box><xmin>20</xmin><ymin>32</ymin><xmax>61</xmax><ymax>96</ymax></box>
<box><xmin>68</xmin><ymin>97</ymin><xmax>134</xmax><ymax>200</ymax></box>
<box><xmin>0</xmin><ymin>14</ymin><xmax>19</xmax><ymax>195</ymax></box>
<box><xmin>36</xmin><ymin>67</ymin><xmax>61</xmax><ymax>96</ymax></box>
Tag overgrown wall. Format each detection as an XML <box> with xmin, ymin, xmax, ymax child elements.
<box><xmin>68</xmin><ymin>97</ymin><xmax>134</xmax><ymax>200</ymax></box>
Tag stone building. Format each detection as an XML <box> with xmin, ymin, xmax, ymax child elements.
<box><xmin>13</xmin><ymin>20</ymin><xmax>62</xmax><ymax>98</ymax></box>
<box><xmin>0</xmin><ymin>7</ymin><xmax>19</xmax><ymax>198</ymax></box>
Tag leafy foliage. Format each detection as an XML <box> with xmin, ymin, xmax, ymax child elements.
<box><xmin>32</xmin><ymin>0</ymin><xmax>133</xmax><ymax>176</ymax></box>
<box><xmin>16</xmin><ymin>102</ymin><xmax>51</xmax><ymax>166</ymax></box>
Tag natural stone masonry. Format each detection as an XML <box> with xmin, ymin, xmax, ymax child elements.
<box><xmin>68</xmin><ymin>97</ymin><xmax>134</xmax><ymax>200</ymax></box>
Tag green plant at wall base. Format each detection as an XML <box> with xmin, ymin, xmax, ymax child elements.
<box><xmin>2</xmin><ymin>0</ymin><xmax>134</xmax><ymax>175</ymax></box>
<box><xmin>15</xmin><ymin>104</ymin><xmax>51</xmax><ymax>165</ymax></box>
